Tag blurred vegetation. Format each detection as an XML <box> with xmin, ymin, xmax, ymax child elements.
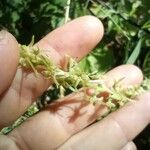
<box><xmin>0</xmin><ymin>0</ymin><xmax>150</xmax><ymax>149</ymax></box>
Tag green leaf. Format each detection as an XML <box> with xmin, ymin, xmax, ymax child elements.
<box><xmin>126</xmin><ymin>39</ymin><xmax>142</xmax><ymax>64</ymax></box>
<box><xmin>79</xmin><ymin>57</ymin><xmax>91</xmax><ymax>73</ymax></box>
<box><xmin>142</xmin><ymin>20</ymin><xmax>150</xmax><ymax>29</ymax></box>
<box><xmin>143</xmin><ymin>51</ymin><xmax>150</xmax><ymax>78</ymax></box>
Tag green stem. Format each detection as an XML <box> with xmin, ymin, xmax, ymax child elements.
<box><xmin>65</xmin><ymin>0</ymin><xmax>71</xmax><ymax>24</ymax></box>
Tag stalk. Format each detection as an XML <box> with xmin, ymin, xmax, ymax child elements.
<box><xmin>19</xmin><ymin>43</ymin><xmax>150</xmax><ymax>110</ymax></box>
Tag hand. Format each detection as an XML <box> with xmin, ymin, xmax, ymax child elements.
<box><xmin>0</xmin><ymin>16</ymin><xmax>149</xmax><ymax>150</ymax></box>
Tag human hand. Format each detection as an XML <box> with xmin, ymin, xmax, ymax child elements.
<box><xmin>0</xmin><ymin>16</ymin><xmax>149</xmax><ymax>150</ymax></box>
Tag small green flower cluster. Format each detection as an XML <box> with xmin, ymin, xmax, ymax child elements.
<box><xmin>19</xmin><ymin>42</ymin><xmax>150</xmax><ymax>111</ymax></box>
<box><xmin>1</xmin><ymin>42</ymin><xmax>150</xmax><ymax>135</ymax></box>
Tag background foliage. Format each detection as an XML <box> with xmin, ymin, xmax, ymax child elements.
<box><xmin>0</xmin><ymin>0</ymin><xmax>150</xmax><ymax>149</ymax></box>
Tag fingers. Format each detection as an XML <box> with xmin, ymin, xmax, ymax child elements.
<box><xmin>47</xmin><ymin>65</ymin><xmax>143</xmax><ymax>135</ymax></box>
<box><xmin>36</xmin><ymin>15</ymin><xmax>104</xmax><ymax>65</ymax></box>
<box><xmin>0</xmin><ymin>30</ymin><xmax>19</xmax><ymax>95</ymax></box>
<box><xmin>0</xmin><ymin>16</ymin><xmax>103</xmax><ymax>128</ymax></box>
<box><xmin>59</xmin><ymin>92</ymin><xmax>150</xmax><ymax>150</ymax></box>
<box><xmin>122</xmin><ymin>142</ymin><xmax>137</xmax><ymax>150</ymax></box>
<box><xmin>8</xmin><ymin>65</ymin><xmax>143</xmax><ymax>150</ymax></box>
<box><xmin>105</xmin><ymin>64</ymin><xmax>143</xmax><ymax>88</ymax></box>
<box><xmin>109</xmin><ymin>92</ymin><xmax>150</xmax><ymax>142</ymax></box>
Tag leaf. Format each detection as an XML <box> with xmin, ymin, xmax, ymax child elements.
<box><xmin>143</xmin><ymin>51</ymin><xmax>150</xmax><ymax>78</ymax></box>
<box><xmin>78</xmin><ymin>57</ymin><xmax>91</xmax><ymax>73</ymax></box>
<box><xmin>129</xmin><ymin>0</ymin><xmax>142</xmax><ymax>16</ymax></box>
<box><xmin>126</xmin><ymin>39</ymin><xmax>142</xmax><ymax>64</ymax></box>
<box><xmin>90</xmin><ymin>2</ymin><xmax>130</xmax><ymax>39</ymax></box>
<box><xmin>142</xmin><ymin>20</ymin><xmax>150</xmax><ymax>30</ymax></box>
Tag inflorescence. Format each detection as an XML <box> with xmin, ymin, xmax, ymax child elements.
<box><xmin>19</xmin><ymin>41</ymin><xmax>150</xmax><ymax>111</ymax></box>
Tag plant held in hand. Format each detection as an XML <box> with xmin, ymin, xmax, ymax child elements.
<box><xmin>19</xmin><ymin>41</ymin><xmax>150</xmax><ymax>112</ymax></box>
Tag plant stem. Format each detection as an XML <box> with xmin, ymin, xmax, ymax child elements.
<box><xmin>65</xmin><ymin>0</ymin><xmax>71</xmax><ymax>24</ymax></box>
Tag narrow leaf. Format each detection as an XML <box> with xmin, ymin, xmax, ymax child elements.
<box><xmin>126</xmin><ymin>39</ymin><xmax>142</xmax><ymax>64</ymax></box>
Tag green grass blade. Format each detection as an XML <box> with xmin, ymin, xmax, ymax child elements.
<box><xmin>126</xmin><ymin>39</ymin><xmax>142</xmax><ymax>64</ymax></box>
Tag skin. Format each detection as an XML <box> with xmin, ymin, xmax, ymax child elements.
<box><xmin>0</xmin><ymin>16</ymin><xmax>149</xmax><ymax>150</ymax></box>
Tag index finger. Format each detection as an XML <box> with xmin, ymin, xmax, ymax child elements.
<box><xmin>36</xmin><ymin>15</ymin><xmax>104</xmax><ymax>66</ymax></box>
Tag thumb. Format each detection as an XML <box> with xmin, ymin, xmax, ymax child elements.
<box><xmin>0</xmin><ymin>30</ymin><xmax>19</xmax><ymax>95</ymax></box>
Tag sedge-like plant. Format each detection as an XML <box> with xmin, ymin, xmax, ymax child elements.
<box><xmin>1</xmin><ymin>39</ymin><xmax>150</xmax><ymax>135</ymax></box>
<box><xmin>19</xmin><ymin>39</ymin><xmax>150</xmax><ymax>111</ymax></box>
